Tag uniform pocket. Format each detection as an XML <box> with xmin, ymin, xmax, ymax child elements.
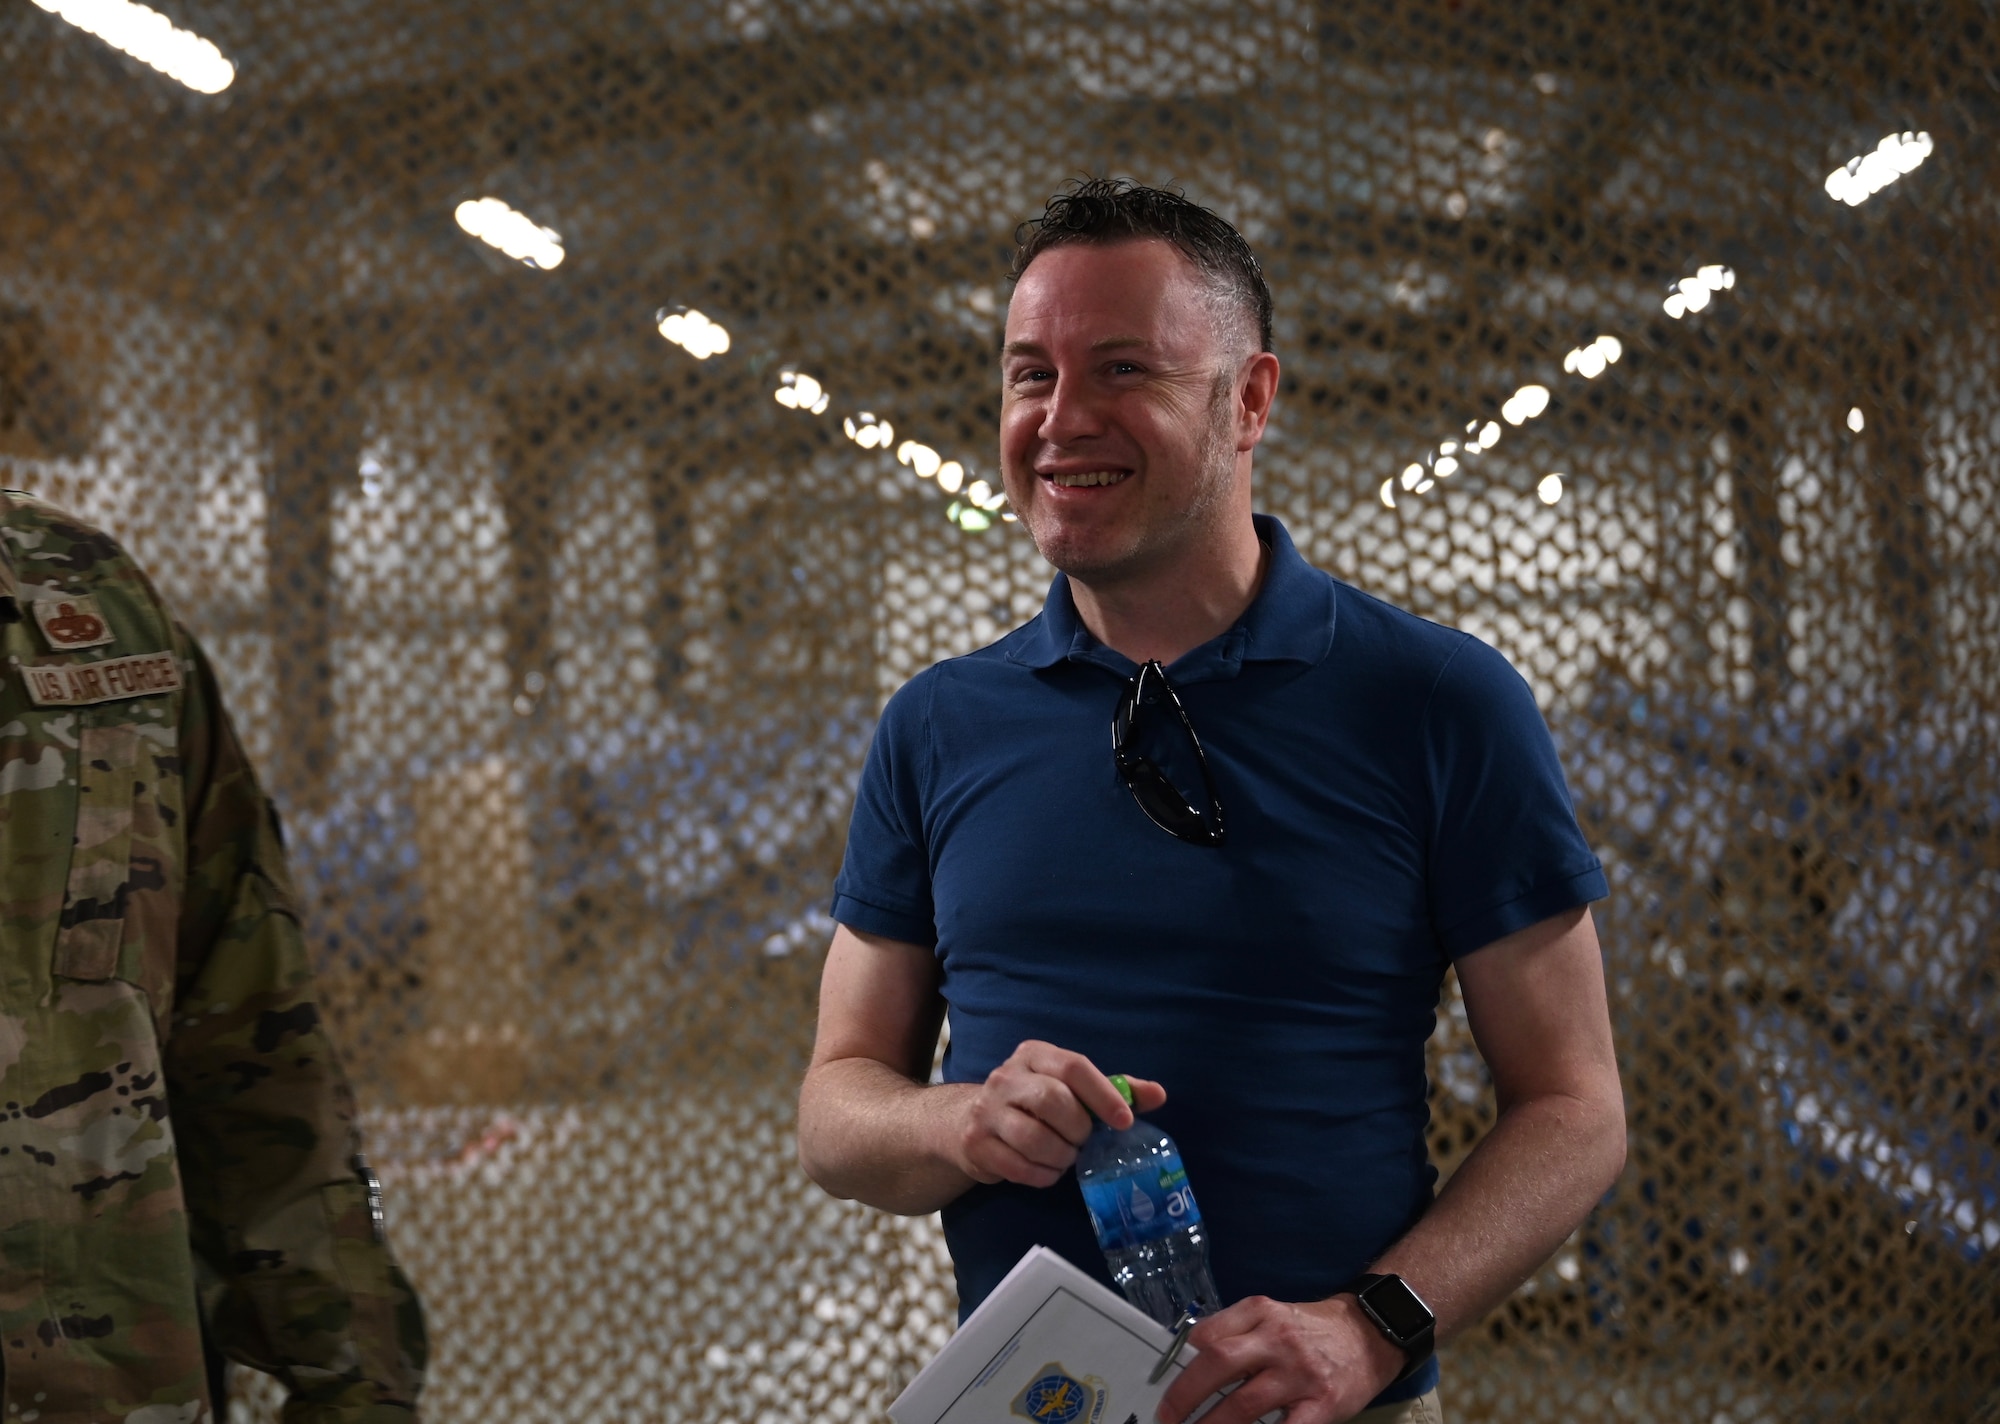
<box><xmin>52</xmin><ymin>724</ymin><xmax>140</xmax><ymax>982</ymax></box>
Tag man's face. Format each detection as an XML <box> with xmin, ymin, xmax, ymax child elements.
<box><xmin>999</xmin><ymin>239</ymin><xmax>1254</xmax><ymax>586</ymax></box>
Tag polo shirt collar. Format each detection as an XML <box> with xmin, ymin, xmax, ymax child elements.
<box><xmin>1007</xmin><ymin>513</ymin><xmax>1336</xmax><ymax>682</ymax></box>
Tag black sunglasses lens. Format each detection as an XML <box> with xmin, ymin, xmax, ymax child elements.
<box><xmin>1114</xmin><ymin>664</ymin><xmax>1224</xmax><ymax>846</ymax></box>
<box><xmin>1120</xmin><ymin>754</ymin><xmax>1219</xmax><ymax>841</ymax></box>
<box><xmin>1121</xmin><ymin>698</ymin><xmax>1205</xmax><ymax>803</ymax></box>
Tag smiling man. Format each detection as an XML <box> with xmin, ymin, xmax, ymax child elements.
<box><xmin>797</xmin><ymin>180</ymin><xmax>1625</xmax><ymax>1424</ymax></box>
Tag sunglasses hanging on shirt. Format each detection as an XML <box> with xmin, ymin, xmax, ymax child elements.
<box><xmin>1111</xmin><ymin>660</ymin><xmax>1227</xmax><ymax>847</ymax></box>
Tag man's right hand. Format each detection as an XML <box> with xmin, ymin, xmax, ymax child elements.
<box><xmin>799</xmin><ymin>925</ymin><xmax>1166</xmax><ymax>1214</ymax></box>
<box><xmin>952</xmin><ymin>1040</ymin><xmax>1167</xmax><ymax>1188</ymax></box>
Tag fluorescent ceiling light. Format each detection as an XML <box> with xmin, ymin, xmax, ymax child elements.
<box><xmin>1825</xmin><ymin>132</ymin><xmax>1933</xmax><ymax>207</ymax></box>
<box><xmin>843</xmin><ymin>412</ymin><xmax>894</xmax><ymax>449</ymax></box>
<box><xmin>457</xmin><ymin>197</ymin><xmax>565</xmax><ymax>271</ymax></box>
<box><xmin>775</xmin><ymin>370</ymin><xmax>830</xmax><ymax>414</ymax></box>
<box><xmin>896</xmin><ymin>440</ymin><xmax>943</xmax><ymax>478</ymax></box>
<box><xmin>1501</xmin><ymin>384</ymin><xmax>1551</xmax><ymax>425</ymax></box>
<box><xmin>1663</xmin><ymin>265</ymin><xmax>1735</xmax><ymax>319</ymax></box>
<box><xmin>33</xmin><ymin>0</ymin><xmax>234</xmax><ymax>93</ymax></box>
<box><xmin>893</xmin><ymin>434</ymin><xmax>994</xmax><ymax>509</ymax></box>
<box><xmin>656</xmin><ymin>307</ymin><xmax>730</xmax><ymax>359</ymax></box>
<box><xmin>1562</xmin><ymin>334</ymin><xmax>1624</xmax><ymax>379</ymax></box>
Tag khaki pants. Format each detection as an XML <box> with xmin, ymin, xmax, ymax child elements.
<box><xmin>1354</xmin><ymin>1389</ymin><xmax>1444</xmax><ymax>1424</ymax></box>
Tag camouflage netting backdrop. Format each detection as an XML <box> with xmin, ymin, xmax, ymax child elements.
<box><xmin>2</xmin><ymin>0</ymin><xmax>1997</xmax><ymax>1419</ymax></box>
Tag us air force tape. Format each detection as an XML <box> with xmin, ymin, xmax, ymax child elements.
<box><xmin>19</xmin><ymin>652</ymin><xmax>183</xmax><ymax>707</ymax></box>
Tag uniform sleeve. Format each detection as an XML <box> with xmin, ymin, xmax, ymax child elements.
<box><xmin>1422</xmin><ymin>635</ymin><xmax>1608</xmax><ymax>958</ymax></box>
<box><xmin>830</xmin><ymin>672</ymin><xmax>939</xmax><ymax>947</ymax></box>
<box><xmin>162</xmin><ymin>631</ymin><xmax>427</xmax><ymax>1424</ymax></box>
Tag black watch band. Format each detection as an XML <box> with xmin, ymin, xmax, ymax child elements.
<box><xmin>1347</xmin><ymin>1273</ymin><xmax>1436</xmax><ymax>1383</ymax></box>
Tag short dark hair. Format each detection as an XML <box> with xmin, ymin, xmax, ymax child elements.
<box><xmin>1010</xmin><ymin>178</ymin><xmax>1274</xmax><ymax>354</ymax></box>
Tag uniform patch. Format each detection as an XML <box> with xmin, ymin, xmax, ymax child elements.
<box><xmin>32</xmin><ymin>595</ymin><xmax>115</xmax><ymax>651</ymax></box>
<box><xmin>19</xmin><ymin>652</ymin><xmax>183</xmax><ymax>707</ymax></box>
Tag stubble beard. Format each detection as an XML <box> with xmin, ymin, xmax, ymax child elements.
<box><xmin>1025</xmin><ymin>372</ymin><xmax>1240</xmax><ymax>589</ymax></box>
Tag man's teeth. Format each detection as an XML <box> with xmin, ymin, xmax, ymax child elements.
<box><xmin>1049</xmin><ymin>470</ymin><xmax>1130</xmax><ymax>488</ymax></box>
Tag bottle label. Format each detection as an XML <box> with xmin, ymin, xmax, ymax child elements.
<box><xmin>1080</xmin><ymin>1153</ymin><xmax>1201</xmax><ymax>1250</ymax></box>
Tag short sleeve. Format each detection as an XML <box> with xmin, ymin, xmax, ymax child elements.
<box><xmin>1422</xmin><ymin>636</ymin><xmax>1607</xmax><ymax>958</ymax></box>
<box><xmin>831</xmin><ymin>672</ymin><xmax>939</xmax><ymax>947</ymax></box>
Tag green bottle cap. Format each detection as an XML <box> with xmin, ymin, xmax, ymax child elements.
<box><xmin>1108</xmin><ymin>1074</ymin><xmax>1135</xmax><ymax>1107</ymax></box>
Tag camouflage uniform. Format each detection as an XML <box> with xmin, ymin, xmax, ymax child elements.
<box><xmin>0</xmin><ymin>490</ymin><xmax>425</xmax><ymax>1424</ymax></box>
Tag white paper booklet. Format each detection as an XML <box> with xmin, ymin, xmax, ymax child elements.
<box><xmin>888</xmin><ymin>1246</ymin><xmax>1273</xmax><ymax>1424</ymax></box>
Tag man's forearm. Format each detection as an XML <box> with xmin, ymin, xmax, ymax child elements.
<box><xmin>797</xmin><ymin>1057</ymin><xmax>981</xmax><ymax>1215</ymax></box>
<box><xmin>1369</xmin><ymin>1085</ymin><xmax>1626</xmax><ymax>1342</ymax></box>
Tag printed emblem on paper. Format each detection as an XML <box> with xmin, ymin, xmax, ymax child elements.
<box><xmin>1011</xmin><ymin>1364</ymin><xmax>1107</xmax><ymax>1424</ymax></box>
<box><xmin>32</xmin><ymin>594</ymin><xmax>115</xmax><ymax>650</ymax></box>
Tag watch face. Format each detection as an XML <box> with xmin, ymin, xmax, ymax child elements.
<box><xmin>1362</xmin><ymin>1278</ymin><xmax>1433</xmax><ymax>1340</ymax></box>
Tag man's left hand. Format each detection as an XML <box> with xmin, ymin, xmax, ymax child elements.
<box><xmin>1153</xmin><ymin>1293</ymin><xmax>1406</xmax><ymax>1424</ymax></box>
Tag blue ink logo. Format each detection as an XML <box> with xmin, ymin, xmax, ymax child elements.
<box><xmin>1012</xmin><ymin>1364</ymin><xmax>1095</xmax><ymax>1423</ymax></box>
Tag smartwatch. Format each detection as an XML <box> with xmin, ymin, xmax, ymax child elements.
<box><xmin>1347</xmin><ymin>1273</ymin><xmax>1436</xmax><ymax>1382</ymax></box>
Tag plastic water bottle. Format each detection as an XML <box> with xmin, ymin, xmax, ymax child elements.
<box><xmin>1075</xmin><ymin>1074</ymin><xmax>1222</xmax><ymax>1328</ymax></box>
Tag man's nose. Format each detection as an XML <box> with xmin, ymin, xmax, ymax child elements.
<box><xmin>1038</xmin><ymin>372</ymin><xmax>1106</xmax><ymax>446</ymax></box>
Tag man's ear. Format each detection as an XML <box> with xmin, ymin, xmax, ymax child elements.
<box><xmin>1237</xmin><ymin>350</ymin><xmax>1281</xmax><ymax>451</ymax></box>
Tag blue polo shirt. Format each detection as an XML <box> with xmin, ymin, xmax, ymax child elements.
<box><xmin>832</xmin><ymin>515</ymin><xmax>1605</xmax><ymax>1404</ymax></box>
